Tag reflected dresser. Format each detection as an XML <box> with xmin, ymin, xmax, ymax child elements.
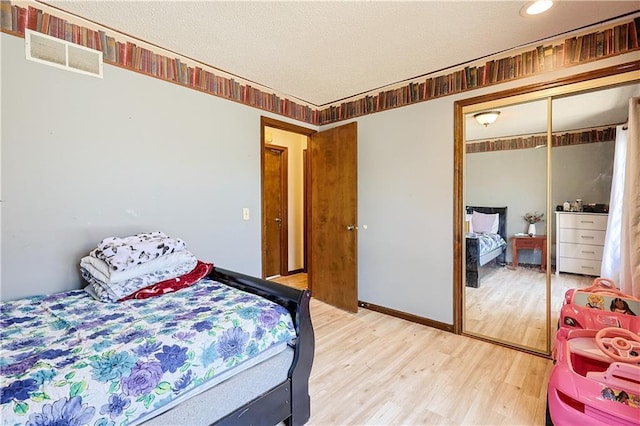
<box><xmin>555</xmin><ymin>211</ymin><xmax>608</xmax><ymax>276</ymax></box>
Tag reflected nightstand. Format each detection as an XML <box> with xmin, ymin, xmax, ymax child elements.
<box><xmin>512</xmin><ymin>235</ymin><xmax>547</xmax><ymax>271</ymax></box>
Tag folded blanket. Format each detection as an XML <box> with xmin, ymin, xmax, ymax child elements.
<box><xmin>80</xmin><ymin>250</ymin><xmax>196</xmax><ymax>284</ymax></box>
<box><xmin>90</xmin><ymin>231</ymin><xmax>186</xmax><ymax>271</ymax></box>
<box><xmin>82</xmin><ymin>256</ymin><xmax>198</xmax><ymax>302</ymax></box>
<box><xmin>119</xmin><ymin>260</ymin><xmax>213</xmax><ymax>301</ymax></box>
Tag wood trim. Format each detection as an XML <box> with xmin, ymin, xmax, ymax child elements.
<box><xmin>358</xmin><ymin>300</ymin><xmax>454</xmax><ymax>333</ymax></box>
<box><xmin>261</xmin><ymin>117</ymin><xmax>316</xmax><ymax>136</ymax></box>
<box><xmin>456</xmin><ymin>61</ymin><xmax>640</xmax><ymax>109</ymax></box>
<box><xmin>260</xmin><ymin>117</ymin><xmax>315</xmax><ymax>279</ymax></box>
<box><xmin>303</xmin><ymin>149</ymin><xmax>309</xmax><ymax>274</ymax></box>
<box><xmin>463</xmin><ymin>331</ymin><xmax>552</xmax><ymax>360</ymax></box>
<box><xmin>453</xmin><ymin>101</ymin><xmax>464</xmax><ymax>335</ymax></box>
<box><xmin>280</xmin><ymin>147</ymin><xmax>289</xmax><ymax>276</ymax></box>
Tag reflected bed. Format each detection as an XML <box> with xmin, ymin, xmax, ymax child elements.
<box><xmin>465</xmin><ymin>206</ymin><xmax>507</xmax><ymax>288</ymax></box>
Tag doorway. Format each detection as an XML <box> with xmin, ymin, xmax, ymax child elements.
<box><xmin>261</xmin><ymin>118</ymin><xmax>313</xmax><ymax>281</ymax></box>
<box><xmin>260</xmin><ymin>117</ymin><xmax>359</xmax><ymax>312</ymax></box>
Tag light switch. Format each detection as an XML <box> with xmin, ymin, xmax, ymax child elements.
<box><xmin>242</xmin><ymin>208</ymin><xmax>250</xmax><ymax>220</ymax></box>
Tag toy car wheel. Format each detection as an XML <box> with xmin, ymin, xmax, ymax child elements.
<box><xmin>545</xmin><ymin>396</ymin><xmax>553</xmax><ymax>426</ymax></box>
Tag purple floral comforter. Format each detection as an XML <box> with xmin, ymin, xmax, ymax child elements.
<box><xmin>0</xmin><ymin>278</ymin><xmax>296</xmax><ymax>425</ymax></box>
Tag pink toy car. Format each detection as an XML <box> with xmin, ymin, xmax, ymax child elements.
<box><xmin>557</xmin><ymin>278</ymin><xmax>639</xmax><ymax>337</ymax></box>
<box><xmin>547</xmin><ymin>278</ymin><xmax>640</xmax><ymax>425</ymax></box>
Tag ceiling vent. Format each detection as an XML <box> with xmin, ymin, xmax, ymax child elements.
<box><xmin>25</xmin><ymin>30</ymin><xmax>103</xmax><ymax>78</ymax></box>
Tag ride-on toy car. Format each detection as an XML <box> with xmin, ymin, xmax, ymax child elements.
<box><xmin>557</xmin><ymin>278</ymin><xmax>639</xmax><ymax>337</ymax></box>
<box><xmin>547</xmin><ymin>278</ymin><xmax>640</xmax><ymax>425</ymax></box>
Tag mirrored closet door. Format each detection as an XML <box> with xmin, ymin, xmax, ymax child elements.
<box><xmin>454</xmin><ymin>65</ymin><xmax>639</xmax><ymax>356</ymax></box>
<box><xmin>550</xmin><ymin>82</ymin><xmax>640</xmax><ymax>346</ymax></box>
<box><xmin>463</xmin><ymin>99</ymin><xmax>549</xmax><ymax>353</ymax></box>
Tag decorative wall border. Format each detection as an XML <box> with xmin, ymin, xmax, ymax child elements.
<box><xmin>320</xmin><ymin>17</ymin><xmax>639</xmax><ymax>124</ymax></box>
<box><xmin>1</xmin><ymin>1</ymin><xmax>638</xmax><ymax>126</ymax></box>
<box><xmin>1</xmin><ymin>2</ymin><xmax>319</xmax><ymax>123</ymax></box>
<box><xmin>466</xmin><ymin>126</ymin><xmax>616</xmax><ymax>154</ymax></box>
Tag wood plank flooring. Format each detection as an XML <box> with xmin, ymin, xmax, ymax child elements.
<box><xmin>272</xmin><ymin>273</ymin><xmax>308</xmax><ymax>290</ymax></box>
<box><xmin>272</xmin><ymin>273</ymin><xmax>556</xmax><ymax>425</ymax></box>
<box><xmin>306</xmin><ymin>298</ymin><xmax>551</xmax><ymax>425</ymax></box>
<box><xmin>464</xmin><ymin>265</ymin><xmax>592</xmax><ymax>351</ymax></box>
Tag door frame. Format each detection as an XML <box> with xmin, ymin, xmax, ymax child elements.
<box><xmin>260</xmin><ymin>116</ymin><xmax>316</xmax><ymax>280</ymax></box>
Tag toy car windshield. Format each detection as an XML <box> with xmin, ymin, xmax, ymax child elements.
<box><xmin>560</xmin><ymin>278</ymin><xmax>640</xmax><ymax>333</ymax></box>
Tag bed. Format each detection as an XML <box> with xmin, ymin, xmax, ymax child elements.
<box><xmin>465</xmin><ymin>206</ymin><xmax>507</xmax><ymax>288</ymax></box>
<box><xmin>0</xmin><ymin>266</ymin><xmax>314</xmax><ymax>426</ymax></box>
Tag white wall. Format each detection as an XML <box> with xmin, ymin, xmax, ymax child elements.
<box><xmin>0</xmin><ymin>34</ymin><xmax>309</xmax><ymax>300</ymax></box>
<box><xmin>351</xmin><ymin>100</ymin><xmax>454</xmax><ymax>322</ymax></box>
<box><xmin>2</xmin><ymin>30</ymin><xmax>636</xmax><ymax>325</ymax></box>
<box><xmin>466</xmin><ymin>141</ymin><xmax>614</xmax><ymax>265</ymax></box>
<box><xmin>324</xmin><ymin>52</ymin><xmax>637</xmax><ymax>324</ymax></box>
<box><xmin>552</xmin><ymin>141</ymin><xmax>615</xmax><ymax>209</ymax></box>
<box><xmin>467</xmin><ymin>146</ymin><xmax>547</xmax><ymax>264</ymax></box>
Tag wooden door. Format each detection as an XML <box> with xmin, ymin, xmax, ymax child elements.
<box><xmin>309</xmin><ymin>122</ymin><xmax>358</xmax><ymax>312</ymax></box>
<box><xmin>263</xmin><ymin>145</ymin><xmax>287</xmax><ymax>277</ymax></box>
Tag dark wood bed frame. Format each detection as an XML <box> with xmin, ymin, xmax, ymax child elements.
<box><xmin>465</xmin><ymin>206</ymin><xmax>507</xmax><ymax>288</ymax></box>
<box><xmin>209</xmin><ymin>267</ymin><xmax>314</xmax><ymax>426</ymax></box>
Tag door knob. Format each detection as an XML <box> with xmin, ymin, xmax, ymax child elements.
<box><xmin>346</xmin><ymin>224</ymin><xmax>357</xmax><ymax>231</ymax></box>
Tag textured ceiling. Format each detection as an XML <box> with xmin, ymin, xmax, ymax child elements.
<box><xmin>41</xmin><ymin>1</ymin><xmax>639</xmax><ymax>106</ymax></box>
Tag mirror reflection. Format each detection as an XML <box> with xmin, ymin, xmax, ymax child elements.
<box><xmin>550</xmin><ymin>83</ymin><xmax>640</xmax><ymax>344</ymax></box>
<box><xmin>464</xmin><ymin>99</ymin><xmax>549</xmax><ymax>352</ymax></box>
<box><xmin>461</xmin><ymin>80</ymin><xmax>639</xmax><ymax>355</ymax></box>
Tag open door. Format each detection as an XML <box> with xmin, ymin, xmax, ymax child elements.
<box><xmin>309</xmin><ymin>122</ymin><xmax>358</xmax><ymax>312</ymax></box>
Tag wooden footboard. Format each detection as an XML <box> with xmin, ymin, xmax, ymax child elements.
<box><xmin>209</xmin><ymin>268</ymin><xmax>314</xmax><ymax>426</ymax></box>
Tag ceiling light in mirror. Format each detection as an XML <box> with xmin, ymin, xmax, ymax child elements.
<box><xmin>473</xmin><ymin>111</ymin><xmax>501</xmax><ymax>127</ymax></box>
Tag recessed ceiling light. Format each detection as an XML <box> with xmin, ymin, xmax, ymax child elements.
<box><xmin>522</xmin><ymin>0</ymin><xmax>554</xmax><ymax>16</ymax></box>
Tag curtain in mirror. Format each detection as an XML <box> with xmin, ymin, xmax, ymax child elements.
<box><xmin>620</xmin><ymin>97</ymin><xmax>640</xmax><ymax>296</ymax></box>
<box><xmin>600</xmin><ymin>96</ymin><xmax>640</xmax><ymax>297</ymax></box>
<box><xmin>601</xmin><ymin>124</ymin><xmax>627</xmax><ymax>285</ymax></box>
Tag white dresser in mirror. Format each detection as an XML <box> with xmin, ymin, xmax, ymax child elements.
<box><xmin>555</xmin><ymin>211</ymin><xmax>608</xmax><ymax>276</ymax></box>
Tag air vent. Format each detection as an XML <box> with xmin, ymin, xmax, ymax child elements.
<box><xmin>25</xmin><ymin>30</ymin><xmax>103</xmax><ymax>78</ymax></box>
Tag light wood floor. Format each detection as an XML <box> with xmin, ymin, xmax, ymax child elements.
<box><xmin>272</xmin><ymin>273</ymin><xmax>308</xmax><ymax>290</ymax></box>
<box><xmin>272</xmin><ymin>273</ymin><xmax>553</xmax><ymax>425</ymax></box>
<box><xmin>465</xmin><ymin>265</ymin><xmax>592</xmax><ymax>351</ymax></box>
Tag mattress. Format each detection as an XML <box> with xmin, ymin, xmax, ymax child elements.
<box><xmin>0</xmin><ymin>278</ymin><xmax>297</xmax><ymax>425</ymax></box>
<box><xmin>144</xmin><ymin>346</ymin><xmax>294</xmax><ymax>425</ymax></box>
